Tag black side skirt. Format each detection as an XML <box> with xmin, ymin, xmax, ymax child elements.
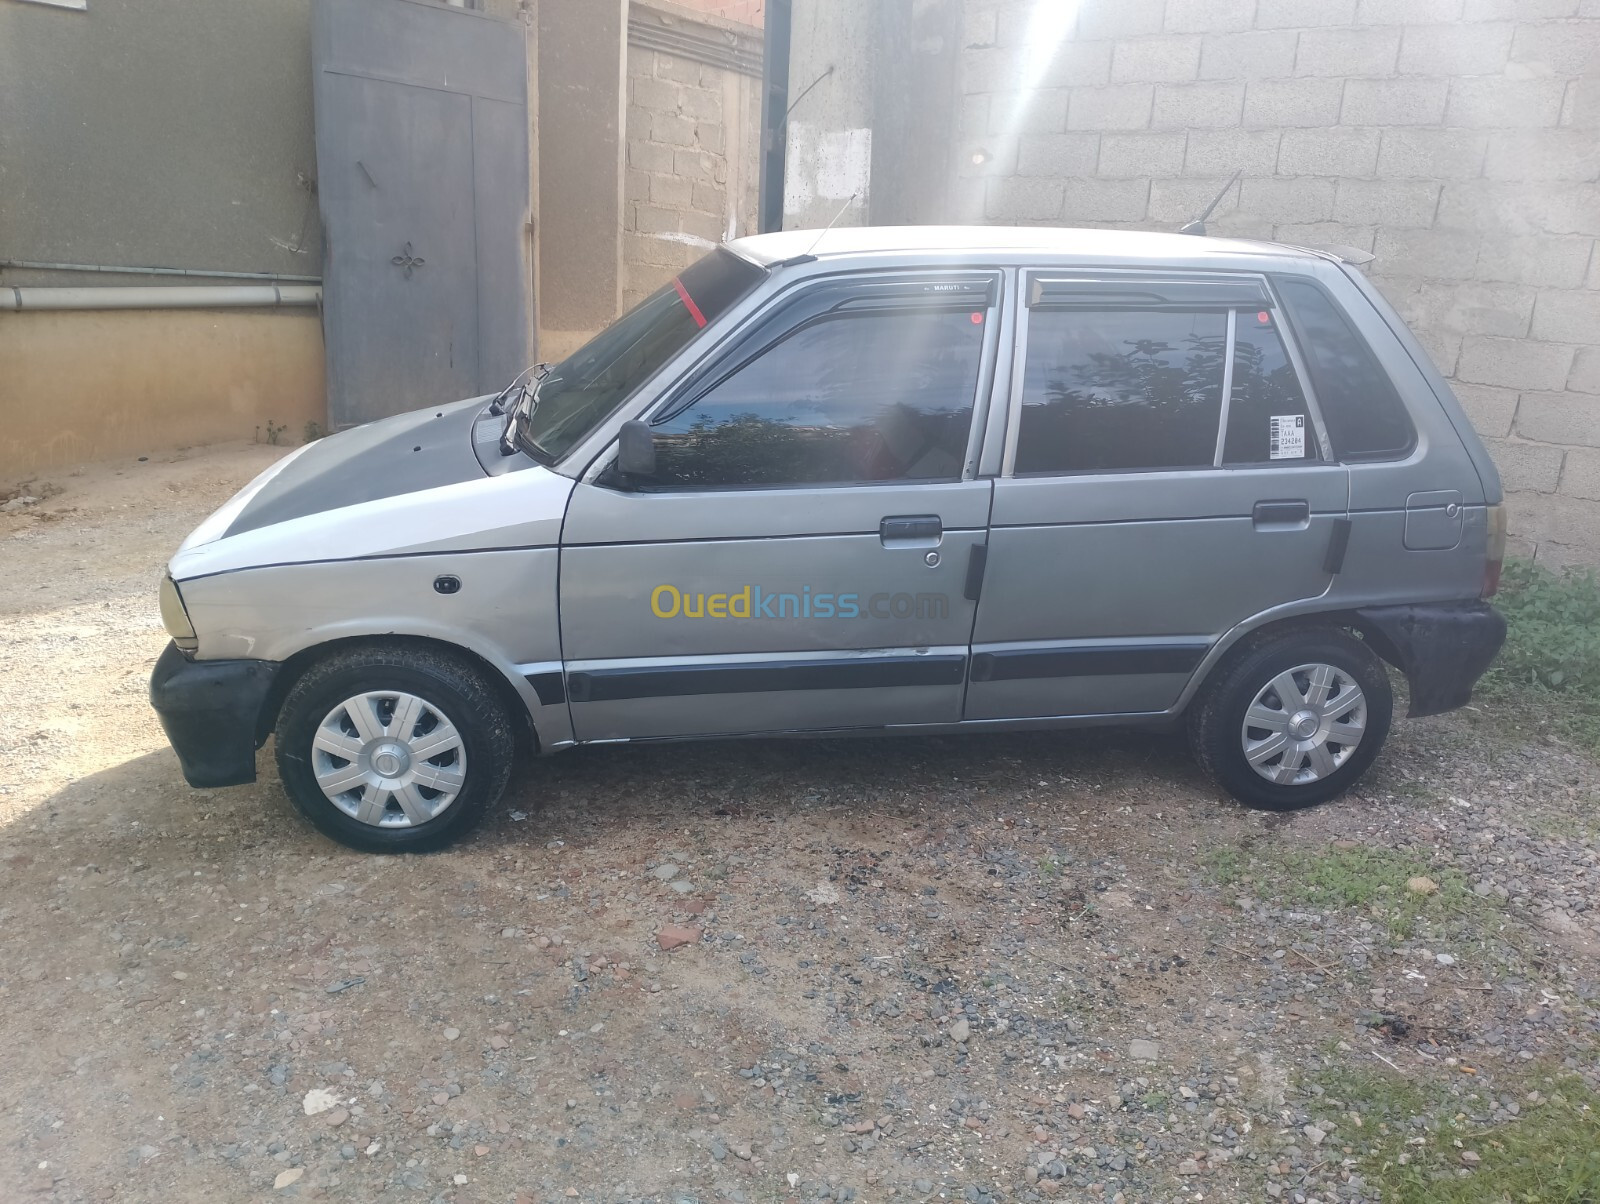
<box><xmin>969</xmin><ymin>642</ymin><xmax>1209</xmax><ymax>683</ymax></box>
<box><xmin>567</xmin><ymin>654</ymin><xmax>967</xmax><ymax>703</ymax></box>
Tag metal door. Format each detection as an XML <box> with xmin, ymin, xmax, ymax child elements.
<box><xmin>966</xmin><ymin>272</ymin><xmax>1351</xmax><ymax>721</ymax></box>
<box><xmin>557</xmin><ymin>272</ymin><xmax>1006</xmax><ymax>742</ymax></box>
<box><xmin>313</xmin><ymin>0</ymin><xmax>531</xmax><ymax>428</ymax></box>
<box><xmin>560</xmin><ymin>481</ymin><xmax>992</xmax><ymax>740</ymax></box>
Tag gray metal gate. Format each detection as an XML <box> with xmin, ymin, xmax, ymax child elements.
<box><xmin>312</xmin><ymin>0</ymin><xmax>531</xmax><ymax>428</ymax></box>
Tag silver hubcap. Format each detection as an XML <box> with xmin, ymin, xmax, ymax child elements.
<box><xmin>311</xmin><ymin>691</ymin><xmax>467</xmax><ymax>828</ymax></box>
<box><xmin>1241</xmin><ymin>662</ymin><xmax>1366</xmax><ymax>786</ymax></box>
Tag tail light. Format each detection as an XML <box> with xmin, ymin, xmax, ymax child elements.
<box><xmin>1482</xmin><ymin>503</ymin><xmax>1507</xmax><ymax>598</ymax></box>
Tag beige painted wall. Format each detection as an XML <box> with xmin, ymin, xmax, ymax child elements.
<box><xmin>0</xmin><ymin>309</ymin><xmax>326</xmax><ymax>477</ymax></box>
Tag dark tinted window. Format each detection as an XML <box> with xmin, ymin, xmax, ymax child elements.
<box><xmin>1275</xmin><ymin>277</ymin><xmax>1415</xmax><ymax>461</ymax></box>
<box><xmin>514</xmin><ymin>248</ymin><xmax>764</xmax><ymax>461</ymax></box>
<box><xmin>1016</xmin><ymin>309</ymin><xmax>1226</xmax><ymax>474</ymax></box>
<box><xmin>646</xmin><ymin>308</ymin><xmax>984</xmax><ymax>488</ymax></box>
<box><xmin>1223</xmin><ymin>310</ymin><xmax>1318</xmax><ymax>464</ymax></box>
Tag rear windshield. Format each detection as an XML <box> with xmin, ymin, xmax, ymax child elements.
<box><xmin>514</xmin><ymin>248</ymin><xmax>765</xmax><ymax>462</ymax></box>
<box><xmin>1274</xmin><ymin>276</ymin><xmax>1416</xmax><ymax>462</ymax></box>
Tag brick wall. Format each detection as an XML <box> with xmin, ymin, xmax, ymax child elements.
<box><xmin>624</xmin><ymin>20</ymin><xmax>762</xmax><ymax>309</ymax></box>
<box><xmin>957</xmin><ymin>0</ymin><xmax>1600</xmax><ymax>566</ymax></box>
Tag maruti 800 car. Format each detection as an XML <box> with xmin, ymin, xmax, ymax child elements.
<box><xmin>151</xmin><ymin>227</ymin><xmax>1507</xmax><ymax>853</ymax></box>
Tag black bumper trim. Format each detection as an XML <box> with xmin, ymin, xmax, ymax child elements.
<box><xmin>149</xmin><ymin>641</ymin><xmax>281</xmax><ymax>788</ymax></box>
<box><xmin>1356</xmin><ymin>601</ymin><xmax>1506</xmax><ymax>719</ymax></box>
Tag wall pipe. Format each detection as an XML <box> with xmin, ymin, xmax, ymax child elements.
<box><xmin>4</xmin><ymin>285</ymin><xmax>322</xmax><ymax>312</ymax></box>
<box><xmin>1</xmin><ymin>258</ymin><xmax>321</xmax><ymax>283</ymax></box>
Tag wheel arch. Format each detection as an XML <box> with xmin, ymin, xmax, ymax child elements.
<box><xmin>256</xmin><ymin>635</ymin><xmax>542</xmax><ymax>755</ymax></box>
<box><xmin>1176</xmin><ymin>607</ymin><xmax>1399</xmax><ymax>715</ymax></box>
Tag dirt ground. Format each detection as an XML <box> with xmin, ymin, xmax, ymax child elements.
<box><xmin>1</xmin><ymin>445</ymin><xmax>1597</xmax><ymax>1204</ymax></box>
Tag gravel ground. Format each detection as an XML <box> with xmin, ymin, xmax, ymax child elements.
<box><xmin>1</xmin><ymin>445</ymin><xmax>1596</xmax><ymax>1204</ymax></box>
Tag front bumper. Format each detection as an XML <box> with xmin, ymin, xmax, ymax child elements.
<box><xmin>149</xmin><ymin>641</ymin><xmax>281</xmax><ymax>788</ymax></box>
<box><xmin>1357</xmin><ymin>601</ymin><xmax>1507</xmax><ymax>718</ymax></box>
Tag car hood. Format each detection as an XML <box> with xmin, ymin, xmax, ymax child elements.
<box><xmin>223</xmin><ymin>397</ymin><xmax>491</xmax><ymax>537</ymax></box>
<box><xmin>169</xmin><ymin>397</ymin><xmax>576</xmax><ymax>582</ymax></box>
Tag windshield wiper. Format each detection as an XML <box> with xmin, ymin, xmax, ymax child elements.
<box><xmin>499</xmin><ymin>363</ymin><xmax>559</xmax><ymax>458</ymax></box>
<box><xmin>488</xmin><ymin>361</ymin><xmax>552</xmax><ymax>416</ymax></box>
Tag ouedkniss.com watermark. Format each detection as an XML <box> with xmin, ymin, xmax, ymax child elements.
<box><xmin>650</xmin><ymin>584</ymin><xmax>949</xmax><ymax>621</ymax></box>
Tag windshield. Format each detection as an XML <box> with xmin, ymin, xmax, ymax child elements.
<box><xmin>513</xmin><ymin>247</ymin><xmax>766</xmax><ymax>462</ymax></box>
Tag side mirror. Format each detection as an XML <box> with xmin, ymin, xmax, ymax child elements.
<box><xmin>616</xmin><ymin>419</ymin><xmax>656</xmax><ymax>479</ymax></box>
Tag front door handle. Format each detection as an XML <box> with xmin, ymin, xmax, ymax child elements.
<box><xmin>880</xmin><ymin>514</ymin><xmax>942</xmax><ymax>547</ymax></box>
<box><xmin>1252</xmin><ymin>499</ymin><xmax>1310</xmax><ymax>529</ymax></box>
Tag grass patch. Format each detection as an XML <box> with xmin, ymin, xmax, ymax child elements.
<box><xmin>1202</xmin><ymin>846</ymin><xmax>1247</xmax><ymax>887</ymax></box>
<box><xmin>1203</xmin><ymin>844</ymin><xmax>1476</xmax><ymax>940</ymax></box>
<box><xmin>1277</xmin><ymin>846</ymin><xmax>1476</xmax><ymax>940</ymax></box>
<box><xmin>1315</xmin><ymin>1066</ymin><xmax>1600</xmax><ymax>1204</ymax></box>
<box><xmin>1481</xmin><ymin>558</ymin><xmax>1600</xmax><ymax>754</ymax></box>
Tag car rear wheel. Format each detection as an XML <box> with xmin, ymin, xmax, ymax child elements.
<box><xmin>274</xmin><ymin>644</ymin><xmax>516</xmax><ymax>852</ymax></box>
<box><xmin>1189</xmin><ymin>627</ymin><xmax>1393</xmax><ymax>812</ymax></box>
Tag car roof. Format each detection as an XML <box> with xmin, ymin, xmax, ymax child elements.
<box><xmin>726</xmin><ymin>224</ymin><xmax>1334</xmax><ymax>271</ymax></box>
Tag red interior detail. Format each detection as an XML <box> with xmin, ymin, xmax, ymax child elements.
<box><xmin>674</xmin><ymin>277</ymin><xmax>708</xmax><ymax>328</ymax></box>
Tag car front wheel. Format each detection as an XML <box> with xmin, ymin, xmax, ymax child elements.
<box><xmin>1190</xmin><ymin>627</ymin><xmax>1393</xmax><ymax>812</ymax></box>
<box><xmin>274</xmin><ymin>644</ymin><xmax>516</xmax><ymax>852</ymax></box>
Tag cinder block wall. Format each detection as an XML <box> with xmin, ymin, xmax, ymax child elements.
<box><xmin>957</xmin><ymin>0</ymin><xmax>1600</xmax><ymax>566</ymax></box>
<box><xmin>623</xmin><ymin>18</ymin><xmax>762</xmax><ymax>309</ymax></box>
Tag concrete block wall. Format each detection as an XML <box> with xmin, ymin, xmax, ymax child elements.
<box><xmin>673</xmin><ymin>0</ymin><xmax>765</xmax><ymax>23</ymax></box>
<box><xmin>623</xmin><ymin>39</ymin><xmax>761</xmax><ymax>308</ymax></box>
<box><xmin>957</xmin><ymin>0</ymin><xmax>1600</xmax><ymax>566</ymax></box>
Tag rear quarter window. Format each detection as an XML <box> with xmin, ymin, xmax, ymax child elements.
<box><xmin>1274</xmin><ymin>276</ymin><xmax>1416</xmax><ymax>462</ymax></box>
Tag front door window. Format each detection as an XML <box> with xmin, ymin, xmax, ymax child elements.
<box><xmin>639</xmin><ymin>305</ymin><xmax>988</xmax><ymax>488</ymax></box>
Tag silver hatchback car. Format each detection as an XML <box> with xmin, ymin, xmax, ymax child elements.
<box><xmin>151</xmin><ymin>227</ymin><xmax>1507</xmax><ymax>852</ymax></box>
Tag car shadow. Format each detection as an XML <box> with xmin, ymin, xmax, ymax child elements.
<box><xmin>16</xmin><ymin>722</ymin><xmax>1212</xmax><ymax>862</ymax></box>
<box><xmin>487</xmin><ymin>724</ymin><xmax>1214</xmax><ymax>845</ymax></box>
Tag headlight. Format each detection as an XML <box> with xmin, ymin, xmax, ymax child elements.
<box><xmin>159</xmin><ymin>574</ymin><xmax>198</xmax><ymax>652</ymax></box>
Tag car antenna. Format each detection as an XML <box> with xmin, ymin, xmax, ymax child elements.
<box><xmin>1179</xmin><ymin>170</ymin><xmax>1241</xmax><ymax>237</ymax></box>
<box><xmin>772</xmin><ymin>192</ymin><xmax>859</xmax><ymax>268</ymax></box>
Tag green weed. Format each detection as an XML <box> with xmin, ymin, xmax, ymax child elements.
<box><xmin>1316</xmin><ymin>1066</ymin><xmax>1600</xmax><ymax>1204</ymax></box>
<box><xmin>1203</xmin><ymin>844</ymin><xmax>1475</xmax><ymax>940</ymax></box>
<box><xmin>1482</xmin><ymin>558</ymin><xmax>1600</xmax><ymax>753</ymax></box>
<box><xmin>1279</xmin><ymin>846</ymin><xmax>1475</xmax><ymax>940</ymax></box>
<box><xmin>1202</xmin><ymin>846</ymin><xmax>1247</xmax><ymax>887</ymax></box>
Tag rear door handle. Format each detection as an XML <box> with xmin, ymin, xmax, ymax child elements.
<box><xmin>1252</xmin><ymin>499</ymin><xmax>1310</xmax><ymax>528</ymax></box>
<box><xmin>880</xmin><ymin>514</ymin><xmax>942</xmax><ymax>546</ymax></box>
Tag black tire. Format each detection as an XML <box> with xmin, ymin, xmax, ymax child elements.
<box><xmin>274</xmin><ymin>644</ymin><xmax>516</xmax><ymax>853</ymax></box>
<box><xmin>1188</xmin><ymin>626</ymin><xmax>1393</xmax><ymax>812</ymax></box>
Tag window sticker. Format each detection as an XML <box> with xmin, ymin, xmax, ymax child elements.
<box><xmin>1269</xmin><ymin>414</ymin><xmax>1306</xmax><ymax>460</ymax></box>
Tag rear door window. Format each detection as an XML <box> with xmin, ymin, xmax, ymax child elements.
<box><xmin>1274</xmin><ymin>276</ymin><xmax>1415</xmax><ymax>462</ymax></box>
<box><xmin>1014</xmin><ymin>309</ymin><xmax>1226</xmax><ymax>474</ymax></box>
